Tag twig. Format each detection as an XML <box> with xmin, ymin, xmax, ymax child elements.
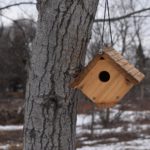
<box><xmin>0</xmin><ymin>2</ymin><xmax>36</xmax><ymax>11</ymax></box>
<box><xmin>95</xmin><ymin>7</ymin><xmax>150</xmax><ymax>22</ymax></box>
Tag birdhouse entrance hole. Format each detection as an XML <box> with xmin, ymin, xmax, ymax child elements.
<box><xmin>99</xmin><ymin>71</ymin><xmax>110</xmax><ymax>82</ymax></box>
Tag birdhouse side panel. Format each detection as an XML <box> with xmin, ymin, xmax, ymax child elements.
<box><xmin>94</xmin><ymin>73</ymin><xmax>134</xmax><ymax>105</ymax></box>
<box><xmin>78</xmin><ymin>60</ymin><xmax>112</xmax><ymax>97</ymax></box>
<box><xmin>70</xmin><ymin>54</ymin><xmax>100</xmax><ymax>88</ymax></box>
<box><xmin>77</xmin><ymin>58</ymin><xmax>134</xmax><ymax>106</ymax></box>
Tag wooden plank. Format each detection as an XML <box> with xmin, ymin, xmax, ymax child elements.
<box><xmin>122</xmin><ymin>63</ymin><xmax>134</xmax><ymax>71</ymax></box>
<box><xmin>70</xmin><ymin>54</ymin><xmax>100</xmax><ymax>88</ymax></box>
<box><xmin>117</xmin><ymin>59</ymin><xmax>129</xmax><ymax>66</ymax></box>
<box><xmin>79</xmin><ymin>60</ymin><xmax>112</xmax><ymax>100</ymax></box>
<box><xmin>134</xmin><ymin>72</ymin><xmax>145</xmax><ymax>82</ymax></box>
<box><xmin>111</xmin><ymin>54</ymin><xmax>124</xmax><ymax>62</ymax></box>
<box><xmin>93</xmin><ymin>64</ymin><xmax>134</xmax><ymax>104</ymax></box>
<box><xmin>128</xmin><ymin>68</ymin><xmax>139</xmax><ymax>76</ymax></box>
<box><xmin>79</xmin><ymin>59</ymin><xmax>134</xmax><ymax>106</ymax></box>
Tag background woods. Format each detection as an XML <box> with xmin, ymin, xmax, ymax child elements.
<box><xmin>0</xmin><ymin>19</ymin><xmax>35</xmax><ymax>95</ymax></box>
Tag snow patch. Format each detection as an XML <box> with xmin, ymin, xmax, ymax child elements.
<box><xmin>0</xmin><ymin>144</ymin><xmax>9</xmax><ymax>150</ymax></box>
<box><xmin>0</xmin><ymin>125</ymin><xmax>23</xmax><ymax>131</ymax></box>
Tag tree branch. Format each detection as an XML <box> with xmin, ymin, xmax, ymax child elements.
<box><xmin>0</xmin><ymin>2</ymin><xmax>36</xmax><ymax>11</ymax></box>
<box><xmin>94</xmin><ymin>7</ymin><xmax>150</xmax><ymax>22</ymax></box>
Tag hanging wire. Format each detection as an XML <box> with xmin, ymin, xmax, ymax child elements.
<box><xmin>106</xmin><ymin>0</ymin><xmax>113</xmax><ymax>46</ymax></box>
<box><xmin>101</xmin><ymin>0</ymin><xmax>107</xmax><ymax>47</ymax></box>
<box><xmin>101</xmin><ymin>0</ymin><xmax>113</xmax><ymax>47</ymax></box>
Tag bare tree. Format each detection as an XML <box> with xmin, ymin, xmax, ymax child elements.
<box><xmin>23</xmin><ymin>1</ymin><xmax>99</xmax><ymax>150</ymax></box>
<box><xmin>0</xmin><ymin>19</ymin><xmax>36</xmax><ymax>93</ymax></box>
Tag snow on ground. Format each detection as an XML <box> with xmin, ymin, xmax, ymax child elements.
<box><xmin>0</xmin><ymin>125</ymin><xmax>23</xmax><ymax>131</ymax></box>
<box><xmin>121</xmin><ymin>110</ymin><xmax>150</xmax><ymax>122</ymax></box>
<box><xmin>77</xmin><ymin>110</ymin><xmax>150</xmax><ymax>127</ymax></box>
<box><xmin>0</xmin><ymin>144</ymin><xmax>9</xmax><ymax>150</ymax></box>
<box><xmin>77</xmin><ymin>138</ymin><xmax>150</xmax><ymax>150</ymax></box>
<box><xmin>0</xmin><ymin>109</ymin><xmax>150</xmax><ymax>150</ymax></box>
<box><xmin>0</xmin><ymin>144</ymin><xmax>21</xmax><ymax>150</ymax></box>
<box><xmin>76</xmin><ymin>109</ymin><xmax>150</xmax><ymax>150</ymax></box>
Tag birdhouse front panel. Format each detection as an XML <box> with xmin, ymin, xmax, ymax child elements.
<box><xmin>73</xmin><ymin>54</ymin><xmax>134</xmax><ymax>106</ymax></box>
<box><xmin>70</xmin><ymin>47</ymin><xmax>145</xmax><ymax>107</ymax></box>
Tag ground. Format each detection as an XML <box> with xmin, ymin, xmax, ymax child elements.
<box><xmin>0</xmin><ymin>97</ymin><xmax>150</xmax><ymax>150</ymax></box>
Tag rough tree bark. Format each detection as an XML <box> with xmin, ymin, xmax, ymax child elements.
<box><xmin>23</xmin><ymin>0</ymin><xmax>99</xmax><ymax>150</ymax></box>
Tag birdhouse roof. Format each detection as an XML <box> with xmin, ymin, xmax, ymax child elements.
<box><xmin>103</xmin><ymin>47</ymin><xmax>145</xmax><ymax>84</ymax></box>
<box><xmin>70</xmin><ymin>47</ymin><xmax>145</xmax><ymax>88</ymax></box>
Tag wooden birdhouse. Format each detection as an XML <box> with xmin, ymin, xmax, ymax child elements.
<box><xmin>70</xmin><ymin>47</ymin><xmax>145</xmax><ymax>107</ymax></box>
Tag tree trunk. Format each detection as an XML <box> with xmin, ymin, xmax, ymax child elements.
<box><xmin>23</xmin><ymin>0</ymin><xmax>99</xmax><ymax>150</ymax></box>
